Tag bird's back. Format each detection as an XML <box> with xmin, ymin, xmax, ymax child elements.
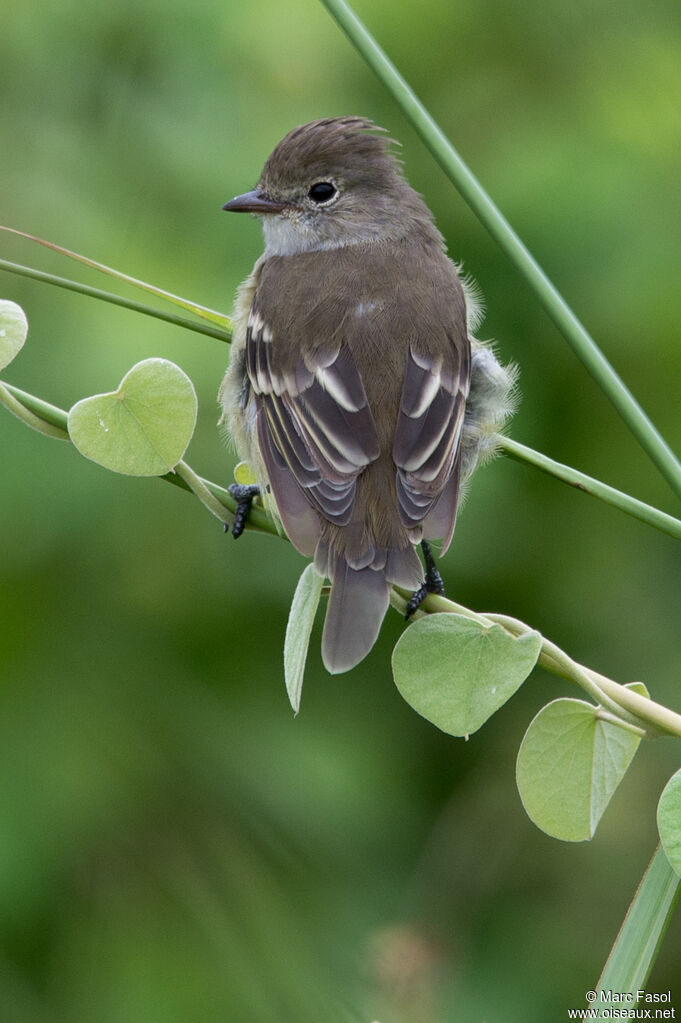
<box><xmin>250</xmin><ymin>234</ymin><xmax>470</xmax><ymax>671</ymax></box>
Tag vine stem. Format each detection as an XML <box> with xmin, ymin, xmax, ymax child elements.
<box><xmin>595</xmin><ymin>710</ymin><xmax>647</xmax><ymax>739</ymax></box>
<box><xmin>6</xmin><ymin>375</ymin><xmax>681</xmax><ymax>545</ymax></box>
<box><xmin>393</xmin><ymin>587</ymin><xmax>681</xmax><ymax>740</ymax></box>
<box><xmin>0</xmin><ymin>381</ymin><xmax>69</xmax><ymax>439</ymax></box>
<box><xmin>4</xmin><ymin>237</ymin><xmax>681</xmax><ymax>542</ymax></box>
<box><xmin>6</xmin><ymin>239</ymin><xmax>679</xmax><ymax>542</ymax></box>
<box><xmin>4</xmin><ymin>379</ymin><xmax>681</xmax><ymax>739</ymax></box>
<box><xmin>0</xmin><ymin>257</ymin><xmax>232</xmax><ymax>344</ymax></box>
<box><xmin>0</xmin><ymin>226</ymin><xmax>232</xmax><ymax>330</ymax></box>
<box><xmin>174</xmin><ymin>460</ymin><xmax>232</xmax><ymax>525</ymax></box>
<box><xmin>0</xmin><ymin>381</ymin><xmax>282</xmax><ymax>539</ymax></box>
<box><xmin>319</xmin><ymin>0</ymin><xmax>681</xmax><ymax>503</ymax></box>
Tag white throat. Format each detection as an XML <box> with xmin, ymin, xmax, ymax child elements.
<box><xmin>262</xmin><ymin>215</ymin><xmax>337</xmax><ymax>257</ymax></box>
<box><xmin>261</xmin><ymin>211</ymin><xmax>404</xmax><ymax>258</ymax></box>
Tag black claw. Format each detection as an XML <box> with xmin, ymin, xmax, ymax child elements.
<box><xmin>405</xmin><ymin>540</ymin><xmax>446</xmax><ymax>619</ymax></box>
<box><xmin>227</xmin><ymin>483</ymin><xmax>261</xmax><ymax>539</ymax></box>
<box><xmin>405</xmin><ymin>583</ymin><xmax>428</xmax><ymax>619</ymax></box>
<box><xmin>422</xmin><ymin>539</ymin><xmax>446</xmax><ymax>596</ymax></box>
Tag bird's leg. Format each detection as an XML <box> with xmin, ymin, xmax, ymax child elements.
<box><xmin>405</xmin><ymin>540</ymin><xmax>446</xmax><ymax>619</ymax></box>
<box><xmin>226</xmin><ymin>483</ymin><xmax>261</xmax><ymax>539</ymax></box>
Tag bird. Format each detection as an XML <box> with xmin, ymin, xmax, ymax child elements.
<box><xmin>219</xmin><ymin>117</ymin><xmax>516</xmax><ymax>674</ymax></box>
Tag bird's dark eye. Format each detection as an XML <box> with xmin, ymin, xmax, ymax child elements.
<box><xmin>308</xmin><ymin>181</ymin><xmax>337</xmax><ymax>204</ymax></box>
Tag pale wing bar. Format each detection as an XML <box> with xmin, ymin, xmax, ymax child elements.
<box><xmin>246</xmin><ymin>314</ymin><xmax>380</xmax><ymax>526</ymax></box>
<box><xmin>394</xmin><ymin>342</ymin><xmax>468</xmax><ymax>530</ymax></box>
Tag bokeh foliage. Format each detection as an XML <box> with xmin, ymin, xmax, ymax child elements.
<box><xmin>1</xmin><ymin>0</ymin><xmax>681</xmax><ymax>1018</ymax></box>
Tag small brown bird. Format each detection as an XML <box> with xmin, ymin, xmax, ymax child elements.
<box><xmin>219</xmin><ymin>117</ymin><xmax>516</xmax><ymax>673</ymax></box>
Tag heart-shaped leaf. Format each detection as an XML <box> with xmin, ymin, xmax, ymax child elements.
<box><xmin>0</xmin><ymin>300</ymin><xmax>28</xmax><ymax>370</ymax></box>
<box><xmin>284</xmin><ymin>563</ymin><xmax>324</xmax><ymax>715</ymax></box>
<box><xmin>657</xmin><ymin>768</ymin><xmax>681</xmax><ymax>876</ymax></box>
<box><xmin>68</xmin><ymin>358</ymin><xmax>197</xmax><ymax>475</ymax></box>
<box><xmin>234</xmin><ymin>460</ymin><xmax>257</xmax><ymax>486</ymax></box>
<box><xmin>516</xmin><ymin>691</ymin><xmax>643</xmax><ymax>842</ymax></box>
<box><xmin>392</xmin><ymin>613</ymin><xmax>542</xmax><ymax>736</ymax></box>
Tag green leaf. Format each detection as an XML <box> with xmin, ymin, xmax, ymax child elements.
<box><xmin>657</xmin><ymin>769</ymin><xmax>681</xmax><ymax>876</ymax></box>
<box><xmin>68</xmin><ymin>358</ymin><xmax>197</xmax><ymax>476</ymax></box>
<box><xmin>391</xmin><ymin>613</ymin><xmax>542</xmax><ymax>736</ymax></box>
<box><xmin>284</xmin><ymin>563</ymin><xmax>324</xmax><ymax>715</ymax></box>
<box><xmin>0</xmin><ymin>299</ymin><xmax>28</xmax><ymax>369</ymax></box>
<box><xmin>516</xmin><ymin>693</ymin><xmax>642</xmax><ymax>842</ymax></box>
<box><xmin>234</xmin><ymin>461</ymin><xmax>257</xmax><ymax>486</ymax></box>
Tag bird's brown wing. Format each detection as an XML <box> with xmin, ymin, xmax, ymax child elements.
<box><xmin>393</xmin><ymin>337</ymin><xmax>470</xmax><ymax>552</ymax></box>
<box><xmin>245</xmin><ymin>301</ymin><xmax>380</xmax><ymax>555</ymax></box>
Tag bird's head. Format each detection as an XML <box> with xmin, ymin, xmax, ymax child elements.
<box><xmin>222</xmin><ymin>117</ymin><xmax>436</xmax><ymax>255</ymax></box>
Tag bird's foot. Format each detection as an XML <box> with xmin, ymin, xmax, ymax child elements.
<box><xmin>405</xmin><ymin>540</ymin><xmax>446</xmax><ymax>619</ymax></box>
<box><xmin>226</xmin><ymin>483</ymin><xmax>261</xmax><ymax>539</ymax></box>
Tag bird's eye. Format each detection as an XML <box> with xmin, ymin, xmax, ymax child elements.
<box><xmin>308</xmin><ymin>181</ymin><xmax>337</xmax><ymax>204</ymax></box>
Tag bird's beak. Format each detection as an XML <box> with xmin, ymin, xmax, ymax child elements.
<box><xmin>222</xmin><ymin>190</ymin><xmax>288</xmax><ymax>215</ymax></box>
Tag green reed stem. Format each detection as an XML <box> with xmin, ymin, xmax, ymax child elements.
<box><xmin>499</xmin><ymin>437</ymin><xmax>681</xmax><ymax>543</ymax></box>
<box><xmin>319</xmin><ymin>0</ymin><xmax>681</xmax><ymax>502</ymax></box>
<box><xmin>0</xmin><ymin>259</ymin><xmax>232</xmax><ymax>344</ymax></box>
<box><xmin>593</xmin><ymin>845</ymin><xmax>680</xmax><ymax>1013</ymax></box>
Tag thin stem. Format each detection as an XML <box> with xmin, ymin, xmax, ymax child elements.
<box><xmin>488</xmin><ymin>608</ymin><xmax>680</xmax><ymax>738</ymax></box>
<box><xmin>5</xmin><ymin>376</ymin><xmax>681</xmax><ymax>736</ymax></box>
<box><xmin>6</xmin><ymin>248</ymin><xmax>681</xmax><ymax>545</ymax></box>
<box><xmin>595</xmin><ymin>710</ymin><xmax>647</xmax><ymax>739</ymax></box>
<box><xmin>452</xmin><ymin>602</ymin><xmax>655</xmax><ymax>734</ymax></box>
<box><xmin>0</xmin><ymin>381</ymin><xmax>69</xmax><ymax>439</ymax></box>
<box><xmin>478</xmin><ymin>610</ymin><xmax>677</xmax><ymax>738</ymax></box>
<box><xmin>539</xmin><ymin>634</ymin><xmax>653</xmax><ymax>734</ymax></box>
<box><xmin>0</xmin><ymin>226</ymin><xmax>232</xmax><ymax>330</ymax></box>
<box><xmin>499</xmin><ymin>436</ymin><xmax>681</xmax><ymax>543</ymax></box>
<box><xmin>1</xmin><ymin>381</ymin><xmax>280</xmax><ymax>538</ymax></box>
<box><xmin>162</xmin><ymin>469</ymin><xmax>279</xmax><ymax>537</ymax></box>
<box><xmin>394</xmin><ymin>587</ymin><xmax>681</xmax><ymax>740</ymax></box>
<box><xmin>389</xmin><ymin>588</ymin><xmax>416</xmax><ymax>619</ymax></box>
<box><xmin>319</xmin><ymin>0</ymin><xmax>681</xmax><ymax>502</ymax></box>
<box><xmin>1</xmin><ymin>382</ymin><xmax>69</xmax><ymax>432</ymax></box>
<box><xmin>0</xmin><ymin>258</ymin><xmax>232</xmax><ymax>344</ymax></box>
<box><xmin>174</xmin><ymin>461</ymin><xmax>231</xmax><ymax>525</ymax></box>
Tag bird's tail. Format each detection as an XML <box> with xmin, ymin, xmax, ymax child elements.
<box><xmin>318</xmin><ymin>544</ymin><xmax>422</xmax><ymax>674</ymax></box>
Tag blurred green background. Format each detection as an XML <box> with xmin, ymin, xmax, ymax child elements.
<box><xmin>1</xmin><ymin>0</ymin><xmax>681</xmax><ymax>1019</ymax></box>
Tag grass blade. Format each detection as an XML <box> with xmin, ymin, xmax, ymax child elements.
<box><xmin>0</xmin><ymin>257</ymin><xmax>232</xmax><ymax>343</ymax></box>
<box><xmin>0</xmin><ymin>225</ymin><xmax>232</xmax><ymax>330</ymax></box>
<box><xmin>593</xmin><ymin>845</ymin><xmax>679</xmax><ymax>1012</ymax></box>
